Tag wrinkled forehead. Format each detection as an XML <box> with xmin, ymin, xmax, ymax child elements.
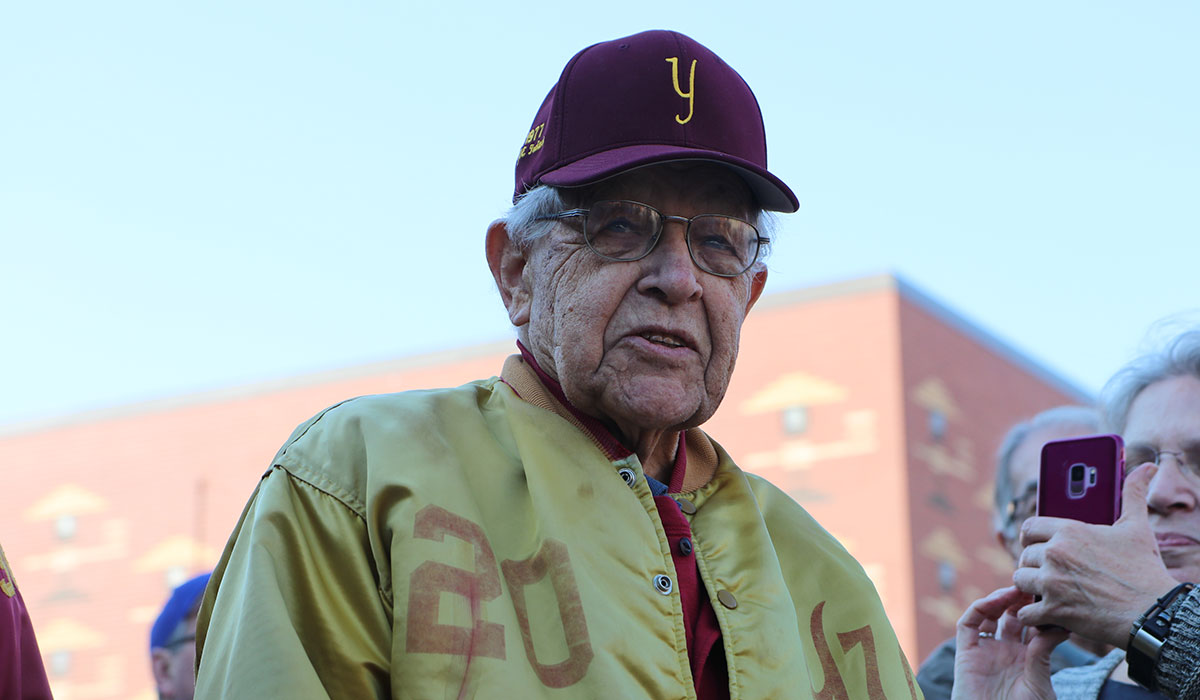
<box><xmin>1125</xmin><ymin>375</ymin><xmax>1200</xmax><ymax>445</ymax></box>
<box><xmin>574</xmin><ymin>162</ymin><xmax>756</xmax><ymax>215</ymax></box>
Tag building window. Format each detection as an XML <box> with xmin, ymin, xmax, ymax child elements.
<box><xmin>782</xmin><ymin>405</ymin><xmax>809</xmax><ymax>435</ymax></box>
<box><xmin>937</xmin><ymin>560</ymin><xmax>956</xmax><ymax>592</ymax></box>
<box><xmin>54</xmin><ymin>515</ymin><xmax>77</xmax><ymax>541</ymax></box>
<box><xmin>50</xmin><ymin>650</ymin><xmax>72</xmax><ymax>677</ymax></box>
<box><xmin>166</xmin><ymin>565</ymin><xmax>187</xmax><ymax>588</ymax></box>
<box><xmin>929</xmin><ymin>410</ymin><xmax>947</xmax><ymax>442</ymax></box>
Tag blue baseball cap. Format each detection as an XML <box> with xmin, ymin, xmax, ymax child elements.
<box><xmin>150</xmin><ymin>572</ymin><xmax>211</xmax><ymax>650</ymax></box>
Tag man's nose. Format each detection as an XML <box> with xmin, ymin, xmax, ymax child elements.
<box><xmin>636</xmin><ymin>221</ymin><xmax>703</xmax><ymax>303</ymax></box>
<box><xmin>1147</xmin><ymin>457</ymin><xmax>1199</xmax><ymax>513</ymax></box>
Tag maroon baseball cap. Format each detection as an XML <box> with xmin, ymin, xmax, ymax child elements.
<box><xmin>514</xmin><ymin>30</ymin><xmax>798</xmax><ymax>213</ymax></box>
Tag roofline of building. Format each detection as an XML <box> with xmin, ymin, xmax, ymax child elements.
<box><xmin>759</xmin><ymin>272</ymin><xmax>1094</xmax><ymax>405</ymax></box>
<box><xmin>2</xmin><ymin>273</ymin><xmax>1093</xmax><ymax>437</ymax></box>
<box><xmin>0</xmin><ymin>338</ymin><xmax>518</xmax><ymax>438</ymax></box>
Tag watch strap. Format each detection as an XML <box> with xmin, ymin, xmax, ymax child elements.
<box><xmin>1127</xmin><ymin>582</ymin><xmax>1195</xmax><ymax>691</ymax></box>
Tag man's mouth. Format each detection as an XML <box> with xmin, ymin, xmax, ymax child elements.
<box><xmin>1155</xmin><ymin>532</ymin><xmax>1200</xmax><ymax>548</ymax></box>
<box><xmin>640</xmin><ymin>332</ymin><xmax>687</xmax><ymax>349</ymax></box>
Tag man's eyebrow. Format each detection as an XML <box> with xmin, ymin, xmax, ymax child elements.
<box><xmin>1125</xmin><ymin>440</ymin><xmax>1200</xmax><ymax>455</ymax></box>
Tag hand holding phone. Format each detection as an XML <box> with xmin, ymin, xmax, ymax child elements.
<box><xmin>1038</xmin><ymin>434</ymin><xmax>1125</xmax><ymax>525</ymax></box>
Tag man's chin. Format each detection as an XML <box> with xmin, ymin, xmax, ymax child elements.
<box><xmin>1165</xmin><ymin>561</ymin><xmax>1200</xmax><ymax>586</ymax></box>
<box><xmin>600</xmin><ymin>385</ymin><xmax>709</xmax><ymax>433</ymax></box>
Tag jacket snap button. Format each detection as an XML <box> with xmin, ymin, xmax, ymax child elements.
<box><xmin>653</xmin><ymin>574</ymin><xmax>674</xmax><ymax>595</ymax></box>
<box><xmin>678</xmin><ymin>537</ymin><xmax>693</xmax><ymax>556</ymax></box>
<box><xmin>717</xmin><ymin>590</ymin><xmax>738</xmax><ymax>609</ymax></box>
<box><xmin>617</xmin><ymin>467</ymin><xmax>636</xmax><ymax>487</ymax></box>
<box><xmin>677</xmin><ymin>499</ymin><xmax>697</xmax><ymax>515</ymax></box>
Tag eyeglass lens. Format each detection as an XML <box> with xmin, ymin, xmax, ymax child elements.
<box><xmin>583</xmin><ymin>200</ymin><xmax>759</xmax><ymax>276</ymax></box>
<box><xmin>1125</xmin><ymin>445</ymin><xmax>1200</xmax><ymax>478</ymax></box>
<box><xmin>1005</xmin><ymin>481</ymin><xmax>1039</xmax><ymax>534</ymax></box>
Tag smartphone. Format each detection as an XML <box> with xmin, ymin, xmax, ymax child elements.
<box><xmin>1038</xmin><ymin>434</ymin><xmax>1125</xmax><ymax>525</ymax></box>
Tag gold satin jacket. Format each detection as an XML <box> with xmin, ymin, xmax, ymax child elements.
<box><xmin>195</xmin><ymin>372</ymin><xmax>921</xmax><ymax>699</ymax></box>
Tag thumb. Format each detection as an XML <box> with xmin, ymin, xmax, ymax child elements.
<box><xmin>1027</xmin><ymin>625</ymin><xmax>1069</xmax><ymax>673</ymax></box>
<box><xmin>1117</xmin><ymin>463</ymin><xmax>1158</xmax><ymax>526</ymax></box>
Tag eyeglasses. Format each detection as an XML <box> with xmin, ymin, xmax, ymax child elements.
<box><xmin>1126</xmin><ymin>444</ymin><xmax>1200</xmax><ymax>479</ymax></box>
<box><xmin>1001</xmin><ymin>479</ymin><xmax>1039</xmax><ymax>541</ymax></box>
<box><xmin>534</xmin><ymin>200</ymin><xmax>768</xmax><ymax>277</ymax></box>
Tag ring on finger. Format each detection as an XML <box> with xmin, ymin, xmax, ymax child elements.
<box><xmin>978</xmin><ymin>631</ymin><xmax>995</xmax><ymax>639</ymax></box>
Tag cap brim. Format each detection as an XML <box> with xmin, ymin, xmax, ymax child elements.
<box><xmin>537</xmin><ymin>144</ymin><xmax>799</xmax><ymax>213</ymax></box>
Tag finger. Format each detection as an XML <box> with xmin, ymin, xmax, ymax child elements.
<box><xmin>1020</xmin><ymin>516</ymin><xmax>1075</xmax><ymax>547</ymax></box>
<box><xmin>998</xmin><ymin>609</ymin><xmax>1025</xmax><ymax>641</ymax></box>
<box><xmin>974</xmin><ymin>620</ymin><xmax>999</xmax><ymax>645</ymax></box>
<box><xmin>957</xmin><ymin>586</ymin><xmax>1025</xmax><ymax>628</ymax></box>
<box><xmin>1012</xmin><ymin>565</ymin><xmax>1042</xmax><ymax>597</ymax></box>
<box><xmin>1015</xmin><ymin>597</ymin><xmax>1050</xmax><ymax>628</ymax></box>
<box><xmin>1017</xmin><ymin>542</ymin><xmax>1046</xmax><ymax>570</ymax></box>
<box><xmin>957</xmin><ymin>587</ymin><xmax>1023</xmax><ymax>648</ymax></box>
<box><xmin>1116</xmin><ymin>463</ymin><xmax>1158</xmax><ymax>526</ymax></box>
<box><xmin>1026</xmin><ymin>625</ymin><xmax>1070</xmax><ymax>672</ymax></box>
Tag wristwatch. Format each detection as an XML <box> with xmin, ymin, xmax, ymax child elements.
<box><xmin>1127</xmin><ymin>582</ymin><xmax>1195</xmax><ymax>691</ymax></box>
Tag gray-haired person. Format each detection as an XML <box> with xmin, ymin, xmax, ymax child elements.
<box><xmin>194</xmin><ymin>30</ymin><xmax>918</xmax><ymax>699</ymax></box>
<box><xmin>954</xmin><ymin>328</ymin><xmax>1200</xmax><ymax>699</ymax></box>
<box><xmin>916</xmin><ymin>406</ymin><xmax>1103</xmax><ymax>699</ymax></box>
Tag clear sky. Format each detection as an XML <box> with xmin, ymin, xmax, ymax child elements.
<box><xmin>2</xmin><ymin>1</ymin><xmax>1197</xmax><ymax>427</ymax></box>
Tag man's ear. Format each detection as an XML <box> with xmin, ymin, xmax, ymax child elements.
<box><xmin>745</xmin><ymin>266</ymin><xmax>768</xmax><ymax>313</ymax></box>
<box><xmin>150</xmin><ymin>648</ymin><xmax>173</xmax><ymax>694</ymax></box>
<box><xmin>486</xmin><ymin>220</ymin><xmax>532</xmax><ymax>327</ymax></box>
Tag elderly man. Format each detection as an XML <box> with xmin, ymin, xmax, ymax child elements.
<box><xmin>150</xmin><ymin>572</ymin><xmax>209</xmax><ymax>700</ymax></box>
<box><xmin>195</xmin><ymin>30</ymin><xmax>916</xmax><ymax>698</ymax></box>
<box><xmin>916</xmin><ymin>406</ymin><xmax>1102</xmax><ymax>699</ymax></box>
<box><xmin>953</xmin><ymin>328</ymin><xmax>1200</xmax><ymax>699</ymax></box>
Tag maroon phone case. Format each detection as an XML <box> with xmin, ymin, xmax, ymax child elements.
<box><xmin>1038</xmin><ymin>434</ymin><xmax>1125</xmax><ymax>525</ymax></box>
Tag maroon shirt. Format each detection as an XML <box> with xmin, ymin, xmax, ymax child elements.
<box><xmin>1</xmin><ymin>546</ymin><xmax>53</xmax><ymax>700</ymax></box>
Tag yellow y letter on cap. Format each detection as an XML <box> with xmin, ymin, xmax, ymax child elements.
<box><xmin>665</xmin><ymin>57</ymin><xmax>697</xmax><ymax>125</ymax></box>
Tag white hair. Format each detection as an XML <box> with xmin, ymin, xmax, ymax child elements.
<box><xmin>505</xmin><ymin>185</ymin><xmax>572</xmax><ymax>247</ymax></box>
<box><xmin>1101</xmin><ymin>328</ymin><xmax>1200</xmax><ymax>434</ymax></box>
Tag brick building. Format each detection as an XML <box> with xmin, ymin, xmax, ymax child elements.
<box><xmin>0</xmin><ymin>274</ymin><xmax>1089</xmax><ymax>699</ymax></box>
